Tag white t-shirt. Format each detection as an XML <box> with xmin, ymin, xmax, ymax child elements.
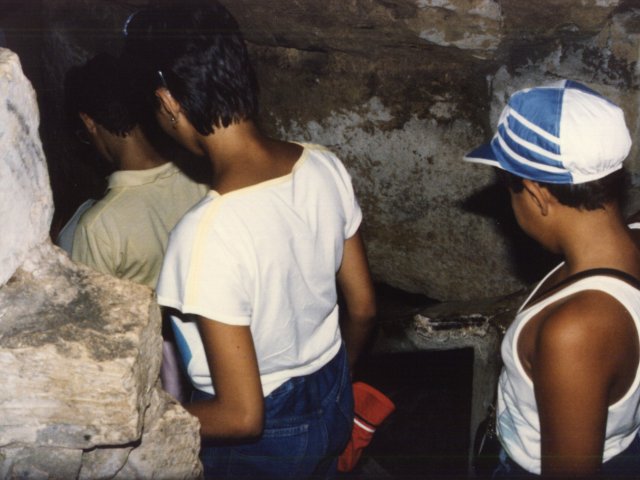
<box><xmin>156</xmin><ymin>144</ymin><xmax>362</xmax><ymax>396</ymax></box>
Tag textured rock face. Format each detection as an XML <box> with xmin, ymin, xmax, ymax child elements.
<box><xmin>21</xmin><ymin>0</ymin><xmax>640</xmax><ymax>300</ymax></box>
<box><xmin>0</xmin><ymin>49</ymin><xmax>53</xmax><ymax>287</ymax></box>
<box><xmin>233</xmin><ymin>0</ymin><xmax>640</xmax><ymax>300</ymax></box>
<box><xmin>0</xmin><ymin>47</ymin><xmax>201</xmax><ymax>478</ymax></box>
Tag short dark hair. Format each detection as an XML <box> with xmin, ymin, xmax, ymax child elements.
<box><xmin>497</xmin><ymin>168</ymin><xmax>630</xmax><ymax>210</ymax></box>
<box><xmin>64</xmin><ymin>53</ymin><xmax>138</xmax><ymax>136</ymax></box>
<box><xmin>122</xmin><ymin>2</ymin><xmax>259</xmax><ymax>135</ymax></box>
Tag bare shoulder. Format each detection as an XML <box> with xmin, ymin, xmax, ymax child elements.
<box><xmin>541</xmin><ymin>291</ymin><xmax>633</xmax><ymax>341</ymax></box>
<box><xmin>536</xmin><ymin>290</ymin><xmax>637</xmax><ymax>369</ymax></box>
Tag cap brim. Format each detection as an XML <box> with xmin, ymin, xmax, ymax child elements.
<box><xmin>463</xmin><ymin>142</ymin><xmax>502</xmax><ymax>169</ymax></box>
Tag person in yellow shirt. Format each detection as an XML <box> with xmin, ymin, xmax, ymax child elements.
<box><xmin>63</xmin><ymin>52</ymin><xmax>208</xmax><ymax>401</ymax></box>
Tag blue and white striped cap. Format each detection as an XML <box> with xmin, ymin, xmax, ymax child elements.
<box><xmin>464</xmin><ymin>80</ymin><xmax>632</xmax><ymax>184</ymax></box>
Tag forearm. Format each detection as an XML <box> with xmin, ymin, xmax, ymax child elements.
<box><xmin>186</xmin><ymin>397</ymin><xmax>263</xmax><ymax>439</ymax></box>
<box><xmin>341</xmin><ymin>307</ymin><xmax>376</xmax><ymax>369</ymax></box>
<box><xmin>192</xmin><ymin>318</ymin><xmax>265</xmax><ymax>440</ymax></box>
<box><xmin>541</xmin><ymin>457</ymin><xmax>602</xmax><ymax>479</ymax></box>
<box><xmin>337</xmin><ymin>231</ymin><xmax>377</xmax><ymax>369</ymax></box>
<box><xmin>541</xmin><ymin>430</ymin><xmax>603</xmax><ymax>479</ymax></box>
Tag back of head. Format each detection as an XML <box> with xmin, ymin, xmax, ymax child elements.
<box><xmin>122</xmin><ymin>1</ymin><xmax>259</xmax><ymax>135</ymax></box>
<box><xmin>64</xmin><ymin>52</ymin><xmax>139</xmax><ymax>136</ymax></box>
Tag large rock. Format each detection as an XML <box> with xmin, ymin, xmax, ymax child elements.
<box><xmin>0</xmin><ymin>49</ymin><xmax>53</xmax><ymax>287</ymax></box>
<box><xmin>0</xmin><ymin>243</ymin><xmax>160</xmax><ymax>449</ymax></box>
<box><xmin>0</xmin><ymin>47</ymin><xmax>201</xmax><ymax>478</ymax></box>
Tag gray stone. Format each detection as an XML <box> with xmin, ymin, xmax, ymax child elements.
<box><xmin>113</xmin><ymin>386</ymin><xmax>203</xmax><ymax>480</ymax></box>
<box><xmin>0</xmin><ymin>243</ymin><xmax>160</xmax><ymax>449</ymax></box>
<box><xmin>0</xmin><ymin>243</ymin><xmax>202</xmax><ymax>477</ymax></box>
<box><xmin>0</xmin><ymin>48</ymin><xmax>53</xmax><ymax>287</ymax></box>
<box><xmin>0</xmin><ymin>445</ymin><xmax>82</xmax><ymax>479</ymax></box>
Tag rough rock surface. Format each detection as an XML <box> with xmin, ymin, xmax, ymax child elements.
<box><xmin>0</xmin><ymin>49</ymin><xmax>53</xmax><ymax>287</ymax></box>
<box><xmin>9</xmin><ymin>0</ymin><xmax>639</xmax><ymax>300</ymax></box>
<box><xmin>0</xmin><ymin>47</ymin><xmax>201</xmax><ymax>478</ymax></box>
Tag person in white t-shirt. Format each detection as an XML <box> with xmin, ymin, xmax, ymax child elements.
<box><xmin>123</xmin><ymin>3</ymin><xmax>376</xmax><ymax>479</ymax></box>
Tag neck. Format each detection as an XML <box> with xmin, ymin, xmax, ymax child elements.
<box><xmin>199</xmin><ymin>120</ymin><xmax>289</xmax><ymax>193</ymax></box>
<box><xmin>117</xmin><ymin>126</ymin><xmax>169</xmax><ymax>171</ymax></box>
<box><xmin>557</xmin><ymin>203</ymin><xmax>639</xmax><ymax>274</ymax></box>
<box><xmin>201</xmin><ymin>120</ymin><xmax>264</xmax><ymax>167</ymax></box>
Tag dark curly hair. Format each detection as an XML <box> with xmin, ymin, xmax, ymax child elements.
<box><xmin>497</xmin><ymin>168</ymin><xmax>630</xmax><ymax>211</ymax></box>
<box><xmin>64</xmin><ymin>52</ymin><xmax>139</xmax><ymax>137</ymax></box>
<box><xmin>122</xmin><ymin>1</ymin><xmax>259</xmax><ymax>135</ymax></box>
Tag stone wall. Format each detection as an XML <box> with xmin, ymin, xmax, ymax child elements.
<box><xmin>4</xmin><ymin>0</ymin><xmax>638</xmax><ymax>301</ymax></box>
<box><xmin>0</xmin><ymin>47</ymin><xmax>201</xmax><ymax>479</ymax></box>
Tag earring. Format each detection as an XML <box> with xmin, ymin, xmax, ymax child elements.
<box><xmin>170</xmin><ymin>114</ymin><xmax>177</xmax><ymax>127</ymax></box>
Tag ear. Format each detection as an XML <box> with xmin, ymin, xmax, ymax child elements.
<box><xmin>522</xmin><ymin>179</ymin><xmax>552</xmax><ymax>216</ymax></box>
<box><xmin>78</xmin><ymin>112</ymin><xmax>97</xmax><ymax>135</ymax></box>
<box><xmin>155</xmin><ymin>87</ymin><xmax>181</xmax><ymax>119</ymax></box>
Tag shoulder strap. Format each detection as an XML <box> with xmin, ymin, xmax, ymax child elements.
<box><xmin>531</xmin><ymin>268</ymin><xmax>640</xmax><ymax>306</ymax></box>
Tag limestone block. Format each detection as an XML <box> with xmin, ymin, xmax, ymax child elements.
<box><xmin>0</xmin><ymin>48</ymin><xmax>53</xmax><ymax>287</ymax></box>
<box><xmin>79</xmin><ymin>387</ymin><xmax>202</xmax><ymax>479</ymax></box>
<box><xmin>113</xmin><ymin>386</ymin><xmax>203</xmax><ymax>480</ymax></box>
<box><xmin>0</xmin><ymin>243</ymin><xmax>161</xmax><ymax>449</ymax></box>
<box><xmin>0</xmin><ymin>243</ymin><xmax>202</xmax><ymax>477</ymax></box>
<box><xmin>0</xmin><ymin>445</ymin><xmax>82</xmax><ymax>479</ymax></box>
<box><xmin>78</xmin><ymin>445</ymin><xmax>132</xmax><ymax>480</ymax></box>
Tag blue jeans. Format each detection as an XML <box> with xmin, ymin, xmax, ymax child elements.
<box><xmin>193</xmin><ymin>345</ymin><xmax>354</xmax><ymax>480</ymax></box>
<box><xmin>492</xmin><ymin>433</ymin><xmax>640</xmax><ymax>478</ymax></box>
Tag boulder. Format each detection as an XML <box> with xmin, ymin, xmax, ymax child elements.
<box><xmin>0</xmin><ymin>47</ymin><xmax>201</xmax><ymax>478</ymax></box>
<box><xmin>0</xmin><ymin>49</ymin><xmax>53</xmax><ymax>287</ymax></box>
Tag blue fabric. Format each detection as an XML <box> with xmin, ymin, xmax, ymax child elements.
<box><xmin>193</xmin><ymin>345</ymin><xmax>354</xmax><ymax>480</ymax></box>
<box><xmin>171</xmin><ymin>316</ymin><xmax>193</xmax><ymax>367</ymax></box>
<box><xmin>490</xmin><ymin>134</ymin><xmax>573</xmax><ymax>184</ymax></box>
<box><xmin>509</xmin><ymin>88</ymin><xmax>563</xmax><ymax>138</ymax></box>
<box><xmin>463</xmin><ymin>80</ymin><xmax>615</xmax><ymax>185</ymax></box>
<box><xmin>504</xmin><ymin>114</ymin><xmax>561</xmax><ymax>156</ymax></box>
<box><xmin>491</xmin><ymin>433</ymin><xmax>640</xmax><ymax>478</ymax></box>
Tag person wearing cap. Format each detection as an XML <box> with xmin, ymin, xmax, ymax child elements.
<box><xmin>122</xmin><ymin>3</ymin><xmax>376</xmax><ymax>479</ymax></box>
<box><xmin>465</xmin><ymin>79</ymin><xmax>640</xmax><ymax>478</ymax></box>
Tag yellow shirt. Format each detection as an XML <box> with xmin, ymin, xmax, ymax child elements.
<box><xmin>72</xmin><ymin>162</ymin><xmax>208</xmax><ymax>289</ymax></box>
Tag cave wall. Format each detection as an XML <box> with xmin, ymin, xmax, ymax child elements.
<box><xmin>3</xmin><ymin>0</ymin><xmax>638</xmax><ymax>301</ymax></box>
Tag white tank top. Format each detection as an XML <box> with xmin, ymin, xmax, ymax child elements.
<box><xmin>497</xmin><ymin>253</ymin><xmax>640</xmax><ymax>474</ymax></box>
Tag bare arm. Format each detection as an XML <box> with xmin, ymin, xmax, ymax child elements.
<box><xmin>533</xmin><ymin>292</ymin><xmax>636</xmax><ymax>478</ymax></box>
<box><xmin>337</xmin><ymin>230</ymin><xmax>377</xmax><ymax>370</ymax></box>
<box><xmin>185</xmin><ymin>317</ymin><xmax>264</xmax><ymax>439</ymax></box>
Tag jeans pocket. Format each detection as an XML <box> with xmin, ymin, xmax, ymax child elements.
<box><xmin>227</xmin><ymin>422</ymin><xmax>311</xmax><ymax>479</ymax></box>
